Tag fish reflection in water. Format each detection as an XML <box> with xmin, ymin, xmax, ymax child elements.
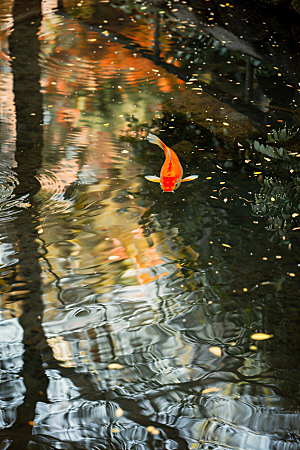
<box><xmin>145</xmin><ymin>133</ymin><xmax>198</xmax><ymax>192</ymax></box>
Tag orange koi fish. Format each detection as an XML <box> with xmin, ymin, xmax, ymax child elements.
<box><xmin>145</xmin><ymin>133</ymin><xmax>198</xmax><ymax>192</ymax></box>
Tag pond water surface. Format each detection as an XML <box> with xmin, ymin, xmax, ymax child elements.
<box><xmin>0</xmin><ymin>0</ymin><xmax>300</xmax><ymax>449</ymax></box>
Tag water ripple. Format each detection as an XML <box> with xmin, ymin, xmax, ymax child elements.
<box><xmin>1</xmin><ymin>3</ymin><xmax>299</xmax><ymax>449</ymax></box>
<box><xmin>0</xmin><ymin>161</ymin><xmax>31</xmax><ymax>222</ymax></box>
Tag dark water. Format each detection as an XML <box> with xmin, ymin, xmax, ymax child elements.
<box><xmin>0</xmin><ymin>0</ymin><xmax>300</xmax><ymax>449</ymax></box>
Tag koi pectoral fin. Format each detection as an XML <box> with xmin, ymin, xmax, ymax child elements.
<box><xmin>145</xmin><ymin>175</ymin><xmax>161</xmax><ymax>183</ymax></box>
<box><xmin>181</xmin><ymin>175</ymin><xmax>198</xmax><ymax>182</ymax></box>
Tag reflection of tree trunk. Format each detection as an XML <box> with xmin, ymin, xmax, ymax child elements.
<box><xmin>4</xmin><ymin>0</ymin><xmax>48</xmax><ymax>446</ymax></box>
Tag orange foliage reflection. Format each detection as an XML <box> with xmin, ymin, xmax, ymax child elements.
<box><xmin>108</xmin><ymin>227</ymin><xmax>169</xmax><ymax>285</ymax></box>
<box><xmin>41</xmin><ymin>19</ymin><xmax>183</xmax><ymax>95</ymax></box>
<box><xmin>57</xmin><ymin>107</ymin><xmax>80</xmax><ymax>127</ymax></box>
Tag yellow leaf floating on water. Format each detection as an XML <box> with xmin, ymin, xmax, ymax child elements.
<box><xmin>151</xmin><ymin>429</ymin><xmax>160</xmax><ymax>435</ymax></box>
<box><xmin>115</xmin><ymin>408</ymin><xmax>123</xmax><ymax>418</ymax></box>
<box><xmin>250</xmin><ymin>333</ymin><xmax>273</xmax><ymax>340</ymax></box>
<box><xmin>108</xmin><ymin>363</ymin><xmax>124</xmax><ymax>369</ymax></box>
<box><xmin>222</xmin><ymin>243</ymin><xmax>231</xmax><ymax>248</ymax></box>
<box><xmin>209</xmin><ymin>346</ymin><xmax>222</xmax><ymax>357</ymax></box>
<box><xmin>147</xmin><ymin>426</ymin><xmax>160</xmax><ymax>435</ymax></box>
<box><xmin>202</xmin><ymin>387</ymin><xmax>222</xmax><ymax>394</ymax></box>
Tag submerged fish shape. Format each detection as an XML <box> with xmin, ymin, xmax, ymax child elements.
<box><xmin>145</xmin><ymin>133</ymin><xmax>198</xmax><ymax>192</ymax></box>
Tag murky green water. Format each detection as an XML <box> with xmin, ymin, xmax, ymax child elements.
<box><xmin>0</xmin><ymin>0</ymin><xmax>300</xmax><ymax>449</ymax></box>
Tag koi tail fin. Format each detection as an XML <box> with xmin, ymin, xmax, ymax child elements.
<box><xmin>146</xmin><ymin>133</ymin><xmax>165</xmax><ymax>150</ymax></box>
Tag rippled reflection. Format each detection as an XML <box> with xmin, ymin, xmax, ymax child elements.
<box><xmin>0</xmin><ymin>0</ymin><xmax>300</xmax><ymax>449</ymax></box>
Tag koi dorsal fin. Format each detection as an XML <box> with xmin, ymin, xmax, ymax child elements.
<box><xmin>146</xmin><ymin>133</ymin><xmax>165</xmax><ymax>150</ymax></box>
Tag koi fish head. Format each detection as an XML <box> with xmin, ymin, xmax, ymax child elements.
<box><xmin>160</xmin><ymin>177</ymin><xmax>181</xmax><ymax>192</ymax></box>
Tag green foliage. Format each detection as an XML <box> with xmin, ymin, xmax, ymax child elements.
<box><xmin>253</xmin><ymin>125</ymin><xmax>299</xmax><ymax>161</ymax></box>
<box><xmin>266</xmin><ymin>126</ymin><xmax>298</xmax><ymax>143</ymax></box>
<box><xmin>253</xmin><ymin>140</ymin><xmax>290</xmax><ymax>160</ymax></box>
<box><xmin>252</xmin><ymin>177</ymin><xmax>298</xmax><ymax>217</ymax></box>
<box><xmin>250</xmin><ymin>125</ymin><xmax>300</xmax><ymax>169</ymax></box>
<box><xmin>252</xmin><ymin>177</ymin><xmax>300</xmax><ymax>243</ymax></box>
<box><xmin>250</xmin><ymin>126</ymin><xmax>300</xmax><ymax>243</ymax></box>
